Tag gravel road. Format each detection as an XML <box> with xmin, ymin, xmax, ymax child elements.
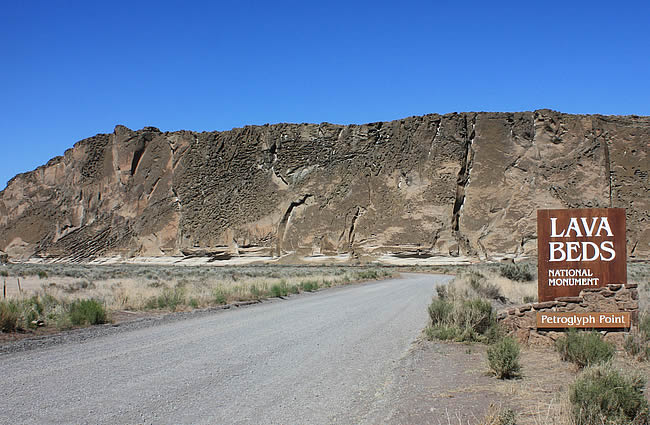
<box><xmin>0</xmin><ymin>273</ymin><xmax>451</xmax><ymax>425</ymax></box>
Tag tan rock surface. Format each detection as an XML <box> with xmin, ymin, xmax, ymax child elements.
<box><xmin>0</xmin><ymin>111</ymin><xmax>647</xmax><ymax>262</ymax></box>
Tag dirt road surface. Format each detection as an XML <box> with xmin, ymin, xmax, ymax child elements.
<box><xmin>0</xmin><ymin>273</ymin><xmax>451</xmax><ymax>425</ymax></box>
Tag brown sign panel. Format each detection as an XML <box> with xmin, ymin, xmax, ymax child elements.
<box><xmin>537</xmin><ymin>208</ymin><xmax>626</xmax><ymax>302</ymax></box>
<box><xmin>537</xmin><ymin>312</ymin><xmax>630</xmax><ymax>329</ymax></box>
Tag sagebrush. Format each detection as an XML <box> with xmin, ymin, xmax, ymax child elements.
<box><xmin>487</xmin><ymin>336</ymin><xmax>521</xmax><ymax>379</ymax></box>
<box><xmin>499</xmin><ymin>263</ymin><xmax>533</xmax><ymax>282</ymax></box>
<box><xmin>68</xmin><ymin>299</ymin><xmax>107</xmax><ymax>325</ymax></box>
<box><xmin>569</xmin><ymin>363</ymin><xmax>649</xmax><ymax>425</ymax></box>
<box><xmin>426</xmin><ymin>282</ymin><xmax>496</xmax><ymax>343</ymax></box>
<box><xmin>555</xmin><ymin>330</ymin><xmax>615</xmax><ymax>368</ymax></box>
<box><xmin>0</xmin><ymin>295</ymin><xmax>108</xmax><ymax>331</ymax></box>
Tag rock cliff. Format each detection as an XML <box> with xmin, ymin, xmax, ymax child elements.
<box><xmin>0</xmin><ymin>110</ymin><xmax>648</xmax><ymax>263</ymax></box>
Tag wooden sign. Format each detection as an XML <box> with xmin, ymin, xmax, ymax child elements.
<box><xmin>537</xmin><ymin>208</ymin><xmax>626</xmax><ymax>302</ymax></box>
<box><xmin>537</xmin><ymin>312</ymin><xmax>630</xmax><ymax>329</ymax></box>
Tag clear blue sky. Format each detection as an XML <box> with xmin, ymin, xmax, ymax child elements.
<box><xmin>1</xmin><ymin>1</ymin><xmax>649</xmax><ymax>190</ymax></box>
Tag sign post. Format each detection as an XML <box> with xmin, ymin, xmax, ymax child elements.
<box><xmin>536</xmin><ymin>208</ymin><xmax>628</xmax><ymax>329</ymax></box>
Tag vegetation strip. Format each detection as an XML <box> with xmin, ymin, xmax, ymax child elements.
<box><xmin>0</xmin><ymin>264</ymin><xmax>395</xmax><ymax>342</ymax></box>
<box><xmin>423</xmin><ymin>261</ymin><xmax>649</xmax><ymax>424</ymax></box>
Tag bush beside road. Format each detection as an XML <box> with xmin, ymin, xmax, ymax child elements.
<box><xmin>424</xmin><ymin>262</ymin><xmax>650</xmax><ymax>424</ymax></box>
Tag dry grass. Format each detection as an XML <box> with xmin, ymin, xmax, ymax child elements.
<box><xmin>437</xmin><ymin>262</ymin><xmax>650</xmax><ymax>424</ymax></box>
<box><xmin>491</xmin><ymin>274</ymin><xmax>537</xmax><ymax>304</ymax></box>
<box><xmin>0</xmin><ymin>264</ymin><xmax>395</xmax><ymax>314</ymax></box>
<box><xmin>629</xmin><ymin>262</ymin><xmax>650</xmax><ymax>315</ymax></box>
<box><xmin>485</xmin><ymin>346</ymin><xmax>576</xmax><ymax>425</ymax></box>
<box><xmin>529</xmin><ymin>397</ymin><xmax>573</xmax><ymax>425</ymax></box>
<box><xmin>443</xmin><ymin>266</ymin><xmax>537</xmax><ymax>305</ymax></box>
<box><xmin>52</xmin><ymin>273</ymin><xmax>360</xmax><ymax>311</ymax></box>
<box><xmin>452</xmin><ymin>260</ymin><xmax>649</xmax><ymax>308</ymax></box>
<box><xmin>479</xmin><ymin>404</ymin><xmax>516</xmax><ymax>425</ymax></box>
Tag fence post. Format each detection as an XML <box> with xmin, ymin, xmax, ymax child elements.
<box><xmin>17</xmin><ymin>277</ymin><xmax>22</xmax><ymax>294</ymax></box>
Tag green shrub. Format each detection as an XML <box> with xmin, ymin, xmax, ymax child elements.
<box><xmin>497</xmin><ymin>408</ymin><xmax>516</xmax><ymax>425</ymax></box>
<box><xmin>6</xmin><ymin>293</ymin><xmax>68</xmax><ymax>330</ymax></box>
<box><xmin>249</xmin><ymin>284</ymin><xmax>267</xmax><ymax>299</ymax></box>
<box><xmin>487</xmin><ymin>337</ymin><xmax>521</xmax><ymax>379</ymax></box>
<box><xmin>469</xmin><ymin>276</ymin><xmax>502</xmax><ymax>300</ymax></box>
<box><xmin>499</xmin><ymin>263</ymin><xmax>533</xmax><ymax>282</ymax></box>
<box><xmin>555</xmin><ymin>330</ymin><xmax>615</xmax><ymax>368</ymax></box>
<box><xmin>68</xmin><ymin>299</ymin><xmax>107</xmax><ymax>326</ymax></box>
<box><xmin>481</xmin><ymin>404</ymin><xmax>517</xmax><ymax>425</ymax></box>
<box><xmin>570</xmin><ymin>363</ymin><xmax>649</xmax><ymax>425</ymax></box>
<box><xmin>0</xmin><ymin>301</ymin><xmax>19</xmax><ymax>332</ymax></box>
<box><xmin>288</xmin><ymin>284</ymin><xmax>300</xmax><ymax>294</ymax></box>
<box><xmin>270</xmin><ymin>281</ymin><xmax>289</xmax><ymax>297</ymax></box>
<box><xmin>0</xmin><ymin>293</ymin><xmax>114</xmax><ymax>332</ymax></box>
<box><xmin>485</xmin><ymin>323</ymin><xmax>507</xmax><ymax>345</ymax></box>
<box><xmin>55</xmin><ymin>312</ymin><xmax>73</xmax><ymax>330</ymax></box>
<box><xmin>355</xmin><ymin>269</ymin><xmax>379</xmax><ymax>280</ymax></box>
<box><xmin>146</xmin><ymin>288</ymin><xmax>185</xmax><ymax>310</ymax></box>
<box><xmin>426</xmin><ymin>324</ymin><xmax>460</xmax><ymax>341</ymax></box>
<box><xmin>37</xmin><ymin>271</ymin><xmax>48</xmax><ymax>279</ymax></box>
<box><xmin>453</xmin><ymin>298</ymin><xmax>494</xmax><ymax>335</ymax></box>
<box><xmin>40</xmin><ymin>294</ymin><xmax>61</xmax><ymax>315</ymax></box>
<box><xmin>428</xmin><ymin>298</ymin><xmax>453</xmax><ymax>324</ymax></box>
<box><xmin>300</xmin><ymin>280</ymin><xmax>319</xmax><ymax>292</ymax></box>
<box><xmin>435</xmin><ymin>284</ymin><xmax>447</xmax><ymax>299</ymax></box>
<box><xmin>214</xmin><ymin>288</ymin><xmax>228</xmax><ymax>305</ymax></box>
<box><xmin>20</xmin><ymin>296</ymin><xmax>44</xmax><ymax>328</ymax></box>
<box><xmin>523</xmin><ymin>295</ymin><xmax>536</xmax><ymax>303</ymax></box>
<box><xmin>27</xmin><ymin>295</ymin><xmax>45</xmax><ymax>315</ymax></box>
<box><xmin>457</xmin><ymin>326</ymin><xmax>481</xmax><ymax>343</ymax></box>
<box><xmin>426</xmin><ymin>290</ymin><xmax>495</xmax><ymax>343</ymax></box>
<box><xmin>0</xmin><ymin>270</ymin><xmax>8</xmax><ymax>277</ymax></box>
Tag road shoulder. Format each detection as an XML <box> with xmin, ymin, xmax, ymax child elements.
<box><xmin>362</xmin><ymin>338</ymin><xmax>581</xmax><ymax>425</ymax></box>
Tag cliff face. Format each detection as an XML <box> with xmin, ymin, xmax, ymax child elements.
<box><xmin>0</xmin><ymin>110</ymin><xmax>648</xmax><ymax>262</ymax></box>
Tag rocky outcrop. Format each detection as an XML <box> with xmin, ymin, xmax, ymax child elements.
<box><xmin>0</xmin><ymin>110</ymin><xmax>648</xmax><ymax>262</ymax></box>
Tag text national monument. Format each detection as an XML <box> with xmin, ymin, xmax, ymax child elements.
<box><xmin>536</xmin><ymin>208</ymin><xmax>630</xmax><ymax>329</ymax></box>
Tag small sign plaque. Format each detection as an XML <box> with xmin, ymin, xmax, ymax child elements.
<box><xmin>536</xmin><ymin>312</ymin><xmax>630</xmax><ymax>329</ymax></box>
<box><xmin>537</xmin><ymin>208</ymin><xmax>626</xmax><ymax>302</ymax></box>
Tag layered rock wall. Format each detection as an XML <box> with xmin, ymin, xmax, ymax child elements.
<box><xmin>0</xmin><ymin>110</ymin><xmax>648</xmax><ymax>262</ymax></box>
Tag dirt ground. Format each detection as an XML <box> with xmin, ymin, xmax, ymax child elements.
<box><xmin>368</xmin><ymin>338</ymin><xmax>650</xmax><ymax>425</ymax></box>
